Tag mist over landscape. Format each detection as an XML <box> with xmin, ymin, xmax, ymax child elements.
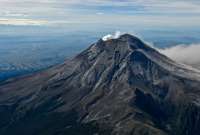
<box><xmin>1</xmin><ymin>26</ymin><xmax>200</xmax><ymax>81</ymax></box>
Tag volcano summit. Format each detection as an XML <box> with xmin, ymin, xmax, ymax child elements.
<box><xmin>0</xmin><ymin>34</ymin><xmax>200</xmax><ymax>135</ymax></box>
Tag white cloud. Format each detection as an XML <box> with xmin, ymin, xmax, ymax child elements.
<box><xmin>0</xmin><ymin>0</ymin><xmax>200</xmax><ymax>27</ymax></box>
<box><xmin>1</xmin><ymin>11</ymin><xmax>28</xmax><ymax>17</ymax></box>
<box><xmin>1</xmin><ymin>0</ymin><xmax>200</xmax><ymax>15</ymax></box>
<box><xmin>0</xmin><ymin>18</ymin><xmax>48</xmax><ymax>26</ymax></box>
<box><xmin>102</xmin><ymin>31</ymin><xmax>121</xmax><ymax>41</ymax></box>
<box><xmin>158</xmin><ymin>44</ymin><xmax>200</xmax><ymax>69</ymax></box>
<box><xmin>96</xmin><ymin>12</ymin><xmax>104</xmax><ymax>15</ymax></box>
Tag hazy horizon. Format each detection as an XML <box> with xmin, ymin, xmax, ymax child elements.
<box><xmin>1</xmin><ymin>0</ymin><xmax>200</xmax><ymax>81</ymax></box>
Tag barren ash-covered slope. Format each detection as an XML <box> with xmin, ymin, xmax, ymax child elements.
<box><xmin>0</xmin><ymin>34</ymin><xmax>200</xmax><ymax>135</ymax></box>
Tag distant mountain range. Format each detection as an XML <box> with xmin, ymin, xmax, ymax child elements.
<box><xmin>0</xmin><ymin>34</ymin><xmax>200</xmax><ymax>135</ymax></box>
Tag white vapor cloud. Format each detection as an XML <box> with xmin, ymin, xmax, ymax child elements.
<box><xmin>102</xmin><ymin>31</ymin><xmax>121</xmax><ymax>41</ymax></box>
<box><xmin>1</xmin><ymin>11</ymin><xmax>28</xmax><ymax>17</ymax></box>
<box><xmin>158</xmin><ymin>44</ymin><xmax>200</xmax><ymax>69</ymax></box>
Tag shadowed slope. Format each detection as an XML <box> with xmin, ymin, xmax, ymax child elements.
<box><xmin>0</xmin><ymin>34</ymin><xmax>200</xmax><ymax>135</ymax></box>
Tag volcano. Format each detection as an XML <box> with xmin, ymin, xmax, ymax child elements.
<box><xmin>0</xmin><ymin>34</ymin><xmax>200</xmax><ymax>135</ymax></box>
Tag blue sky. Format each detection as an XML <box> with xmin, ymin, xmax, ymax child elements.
<box><xmin>0</xmin><ymin>0</ymin><xmax>200</xmax><ymax>28</ymax></box>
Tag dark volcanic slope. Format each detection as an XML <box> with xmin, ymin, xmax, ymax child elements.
<box><xmin>1</xmin><ymin>34</ymin><xmax>200</xmax><ymax>135</ymax></box>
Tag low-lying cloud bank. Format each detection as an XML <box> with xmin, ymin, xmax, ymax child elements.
<box><xmin>158</xmin><ymin>44</ymin><xmax>200</xmax><ymax>69</ymax></box>
<box><xmin>0</xmin><ymin>18</ymin><xmax>48</xmax><ymax>26</ymax></box>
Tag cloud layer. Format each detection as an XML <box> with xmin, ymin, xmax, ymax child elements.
<box><xmin>0</xmin><ymin>0</ymin><xmax>200</xmax><ymax>26</ymax></box>
<box><xmin>0</xmin><ymin>18</ymin><xmax>48</xmax><ymax>26</ymax></box>
<box><xmin>158</xmin><ymin>44</ymin><xmax>200</xmax><ymax>69</ymax></box>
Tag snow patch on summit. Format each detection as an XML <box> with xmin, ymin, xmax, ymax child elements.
<box><xmin>102</xmin><ymin>31</ymin><xmax>121</xmax><ymax>41</ymax></box>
